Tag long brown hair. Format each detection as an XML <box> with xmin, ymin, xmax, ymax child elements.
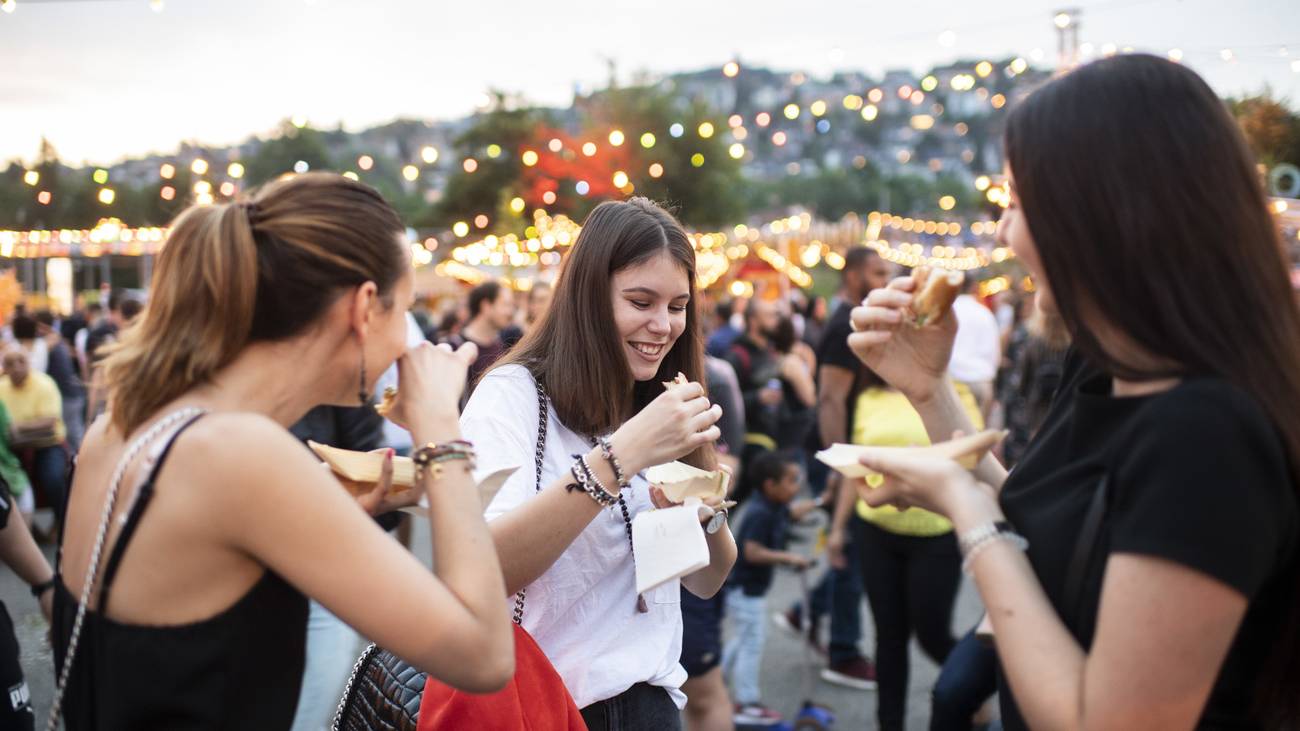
<box><xmin>102</xmin><ymin>172</ymin><xmax>406</xmax><ymax>435</ymax></box>
<box><xmin>1006</xmin><ymin>53</ymin><xmax>1300</xmax><ymax>725</ymax></box>
<box><xmin>499</xmin><ymin>198</ymin><xmax>714</xmax><ymax>469</ymax></box>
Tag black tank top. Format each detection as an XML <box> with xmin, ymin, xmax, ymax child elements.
<box><xmin>52</xmin><ymin>415</ymin><xmax>309</xmax><ymax>730</ymax></box>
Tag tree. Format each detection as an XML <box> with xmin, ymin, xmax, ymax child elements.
<box><xmin>590</xmin><ymin>86</ymin><xmax>747</xmax><ymax>228</ymax></box>
<box><xmin>1231</xmin><ymin>93</ymin><xmax>1300</xmax><ymax>168</ymax></box>
<box><xmin>435</xmin><ymin>97</ymin><xmax>549</xmax><ymax>231</ymax></box>
<box><xmin>244</xmin><ymin>121</ymin><xmax>335</xmax><ymax>186</ymax></box>
<box><xmin>434</xmin><ymin>85</ymin><xmax>749</xmax><ymax>232</ymax></box>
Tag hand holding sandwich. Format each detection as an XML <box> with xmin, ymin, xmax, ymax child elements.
<box><xmin>847</xmin><ymin>270</ymin><xmax>959</xmax><ymax>405</ymax></box>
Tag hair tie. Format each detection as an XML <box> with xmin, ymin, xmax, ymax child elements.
<box><xmin>240</xmin><ymin>200</ymin><xmax>259</xmax><ymax>218</ymax></box>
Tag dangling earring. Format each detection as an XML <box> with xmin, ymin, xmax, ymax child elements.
<box><xmin>358</xmin><ymin>351</ymin><xmax>370</xmax><ymax>405</ymax></box>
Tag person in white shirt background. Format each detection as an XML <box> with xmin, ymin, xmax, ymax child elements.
<box><xmin>947</xmin><ymin>273</ymin><xmax>1002</xmax><ymax>419</ymax></box>
<box><xmin>461</xmin><ymin>198</ymin><xmax>736</xmax><ymax>731</ymax></box>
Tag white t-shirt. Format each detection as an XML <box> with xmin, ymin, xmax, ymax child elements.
<box><xmin>948</xmin><ymin>295</ymin><xmax>1001</xmax><ymax>384</ymax></box>
<box><xmin>462</xmin><ymin>364</ymin><xmax>688</xmax><ymax>710</ymax></box>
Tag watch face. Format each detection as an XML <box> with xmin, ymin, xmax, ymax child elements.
<box><xmin>706</xmin><ymin>511</ymin><xmax>726</xmax><ymax>534</ymax></box>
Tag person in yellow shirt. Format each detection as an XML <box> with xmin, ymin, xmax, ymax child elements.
<box><xmin>829</xmin><ymin>366</ymin><xmax>982</xmax><ymax>731</ymax></box>
<box><xmin>0</xmin><ymin>348</ymin><xmax>68</xmax><ymax>523</ymax></box>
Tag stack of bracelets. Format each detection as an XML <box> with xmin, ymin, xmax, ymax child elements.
<box><xmin>411</xmin><ymin>440</ymin><xmax>476</xmax><ymax>482</ymax></box>
<box><xmin>567</xmin><ymin>435</ymin><xmax>630</xmax><ymax>506</ymax></box>
<box><xmin>958</xmin><ymin>520</ymin><xmax>1029</xmax><ymax>574</ymax></box>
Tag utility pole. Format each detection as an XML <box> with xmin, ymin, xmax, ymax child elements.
<box><xmin>1054</xmin><ymin>8</ymin><xmax>1081</xmax><ymax>71</ymax></box>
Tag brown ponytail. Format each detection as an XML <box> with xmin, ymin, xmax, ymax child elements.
<box><xmin>101</xmin><ymin>172</ymin><xmax>406</xmax><ymax>435</ymax></box>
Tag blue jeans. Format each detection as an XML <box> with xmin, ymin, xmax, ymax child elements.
<box><xmin>291</xmin><ymin>600</ymin><xmax>361</xmax><ymax>731</ymax></box>
<box><xmin>721</xmin><ymin>588</ymin><xmax>766</xmax><ymax>705</ymax></box>
<box><xmin>32</xmin><ymin>446</ymin><xmax>67</xmax><ymax>519</ymax></box>
<box><xmin>930</xmin><ymin>628</ymin><xmax>999</xmax><ymax>731</ymax></box>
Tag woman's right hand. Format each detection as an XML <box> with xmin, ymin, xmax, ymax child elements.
<box><xmin>386</xmin><ymin>341</ymin><xmax>478</xmax><ymax>432</ymax></box>
<box><xmin>848</xmin><ymin>274</ymin><xmax>956</xmax><ymax>404</ymax></box>
<box><xmin>610</xmin><ymin>379</ymin><xmax>722</xmax><ymax>476</ymax></box>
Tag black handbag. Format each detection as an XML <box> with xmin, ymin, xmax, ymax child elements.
<box><xmin>332</xmin><ymin>644</ymin><xmax>426</xmax><ymax>731</ymax></box>
<box><xmin>332</xmin><ymin>380</ymin><xmax>556</xmax><ymax>731</ymax></box>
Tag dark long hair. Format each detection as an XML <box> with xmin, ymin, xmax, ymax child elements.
<box><xmin>499</xmin><ymin>198</ymin><xmax>714</xmax><ymax>469</ymax></box>
<box><xmin>1006</xmin><ymin>53</ymin><xmax>1300</xmax><ymax>725</ymax></box>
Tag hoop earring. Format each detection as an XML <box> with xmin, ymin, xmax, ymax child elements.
<box><xmin>358</xmin><ymin>352</ymin><xmax>370</xmax><ymax>405</ymax></box>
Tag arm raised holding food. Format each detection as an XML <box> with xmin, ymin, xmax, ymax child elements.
<box><xmin>487</xmin><ymin>377</ymin><xmax>725</xmax><ymax>596</ymax></box>
<box><xmin>846</xmin><ymin>269</ymin><xmax>1009</xmax><ymax>491</ymax></box>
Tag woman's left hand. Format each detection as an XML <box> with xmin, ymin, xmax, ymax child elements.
<box><xmin>853</xmin><ymin>448</ymin><xmax>997</xmax><ymax>520</ymax></box>
<box><xmin>649</xmin><ymin>463</ymin><xmax>732</xmax><ymax>520</ymax></box>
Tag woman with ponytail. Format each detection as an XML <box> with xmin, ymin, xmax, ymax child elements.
<box><xmin>51</xmin><ymin>172</ymin><xmax>514</xmax><ymax>729</ymax></box>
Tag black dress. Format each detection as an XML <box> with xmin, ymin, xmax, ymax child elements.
<box><xmin>52</xmin><ymin>416</ymin><xmax>308</xmax><ymax>730</ymax></box>
<box><xmin>997</xmin><ymin>350</ymin><xmax>1298</xmax><ymax>729</ymax></box>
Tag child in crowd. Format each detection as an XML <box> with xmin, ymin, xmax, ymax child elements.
<box><xmin>722</xmin><ymin>450</ymin><xmax>819</xmax><ymax>726</ymax></box>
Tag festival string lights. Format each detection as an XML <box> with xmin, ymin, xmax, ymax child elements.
<box><xmin>7</xmin><ymin>199</ymin><xmax>1291</xmax><ymax>298</ymax></box>
<box><xmin>0</xmin><ymin>219</ymin><xmax>166</xmax><ymax>259</ymax></box>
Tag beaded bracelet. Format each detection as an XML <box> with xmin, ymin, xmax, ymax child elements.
<box><xmin>594</xmin><ymin>436</ymin><xmax>629</xmax><ymax>490</ymax></box>
<box><xmin>412</xmin><ymin>441</ymin><xmax>476</xmax><ymax>482</ymax></box>
<box><xmin>568</xmin><ymin>455</ymin><xmax>618</xmax><ymax>507</ymax></box>
<box><xmin>957</xmin><ymin>520</ymin><xmax>1016</xmax><ymax>555</ymax></box>
<box><xmin>573</xmin><ymin>456</ymin><xmax>619</xmax><ymax>506</ymax></box>
<box><xmin>959</xmin><ymin>522</ymin><xmax>1028</xmax><ymax>575</ymax></box>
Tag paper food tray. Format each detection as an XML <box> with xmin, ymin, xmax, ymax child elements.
<box><xmin>310</xmin><ymin>443</ymin><xmax>517</xmax><ymax>511</ymax></box>
<box><xmin>815</xmin><ymin>430</ymin><xmax>1007</xmax><ymax>479</ymax></box>
<box><xmin>633</xmin><ymin>504</ymin><xmax>710</xmax><ymax>595</ymax></box>
<box><xmin>645</xmin><ymin>461</ymin><xmax>730</xmax><ymax>503</ymax></box>
<box><xmin>309</xmin><ymin>441</ymin><xmax>417</xmax><ymax>488</ymax></box>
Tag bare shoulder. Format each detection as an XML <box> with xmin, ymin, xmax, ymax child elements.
<box><xmin>180</xmin><ymin>412</ymin><xmax>299</xmax><ymax>453</ymax></box>
<box><xmin>164</xmin><ymin>413</ymin><xmax>321</xmax><ymax>499</ymax></box>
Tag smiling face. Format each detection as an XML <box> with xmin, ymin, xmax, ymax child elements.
<box><xmin>611</xmin><ymin>250</ymin><xmax>690</xmax><ymax>382</ymax></box>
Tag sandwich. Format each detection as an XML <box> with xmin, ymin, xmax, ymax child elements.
<box><xmin>910</xmin><ymin>266</ymin><xmax>965</xmax><ymax>327</ymax></box>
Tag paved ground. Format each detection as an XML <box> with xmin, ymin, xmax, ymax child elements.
<box><xmin>719</xmin><ymin>514</ymin><xmax>987</xmax><ymax>730</ymax></box>
<box><xmin>8</xmin><ymin>505</ymin><xmax>986</xmax><ymax>730</ymax></box>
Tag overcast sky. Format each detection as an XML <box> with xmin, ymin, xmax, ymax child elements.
<box><xmin>3</xmin><ymin>0</ymin><xmax>1297</xmax><ymax>165</ymax></box>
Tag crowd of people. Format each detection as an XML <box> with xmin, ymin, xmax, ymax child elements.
<box><xmin>0</xmin><ymin>53</ymin><xmax>1291</xmax><ymax>731</ymax></box>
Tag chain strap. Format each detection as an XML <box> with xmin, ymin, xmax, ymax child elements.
<box><xmin>516</xmin><ymin>377</ymin><xmax>646</xmax><ymax>619</ymax></box>
<box><xmin>330</xmin><ymin>642</ymin><xmax>380</xmax><ymax>730</ymax></box>
<box><xmin>511</xmin><ymin>378</ymin><xmax>550</xmax><ymax>626</ymax></box>
<box><xmin>46</xmin><ymin>406</ymin><xmax>206</xmax><ymax>731</ymax></box>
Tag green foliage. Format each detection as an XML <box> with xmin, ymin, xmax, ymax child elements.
<box><xmin>1230</xmin><ymin>92</ymin><xmax>1300</xmax><ymax>168</ymax></box>
<box><xmin>435</xmin><ymin>96</ymin><xmax>544</xmax><ymax>229</ymax></box>
<box><xmin>593</xmin><ymin>87</ymin><xmax>746</xmax><ymax>228</ymax></box>
<box><xmin>433</xmin><ymin>86</ymin><xmax>747</xmax><ymax>231</ymax></box>
<box><xmin>244</xmin><ymin>121</ymin><xmax>336</xmax><ymax>185</ymax></box>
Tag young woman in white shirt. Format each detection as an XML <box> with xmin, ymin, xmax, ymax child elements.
<box><xmin>462</xmin><ymin>198</ymin><xmax>737</xmax><ymax>730</ymax></box>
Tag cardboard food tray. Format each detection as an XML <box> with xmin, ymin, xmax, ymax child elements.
<box><xmin>815</xmin><ymin>430</ymin><xmax>1006</xmax><ymax>479</ymax></box>
<box><xmin>309</xmin><ymin>441</ymin><xmax>417</xmax><ymax>488</ymax></box>
<box><xmin>645</xmin><ymin>461</ymin><xmax>730</xmax><ymax>503</ymax></box>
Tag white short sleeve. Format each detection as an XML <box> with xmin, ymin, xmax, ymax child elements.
<box><xmin>460</xmin><ymin>365</ymin><xmax>541</xmax><ymax>520</ymax></box>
